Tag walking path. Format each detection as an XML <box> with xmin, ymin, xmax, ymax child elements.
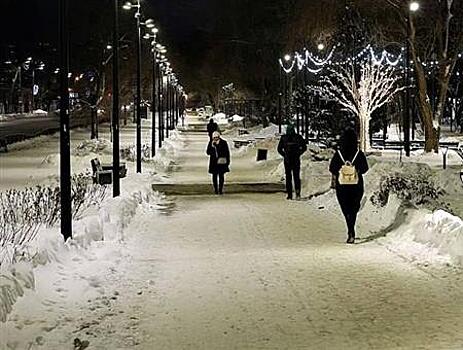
<box><xmin>3</xmin><ymin>114</ymin><xmax>463</xmax><ymax>349</ymax></box>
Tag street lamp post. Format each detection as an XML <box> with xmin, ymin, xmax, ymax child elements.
<box><xmin>278</xmin><ymin>63</ymin><xmax>282</xmax><ymax>134</ymax></box>
<box><xmin>59</xmin><ymin>0</ymin><xmax>72</xmax><ymax>240</ymax></box>
<box><xmin>404</xmin><ymin>1</ymin><xmax>419</xmax><ymax>157</ymax></box>
<box><xmin>123</xmin><ymin>1</ymin><xmax>154</xmax><ymax>173</ymax></box>
<box><xmin>166</xmin><ymin>73</ymin><xmax>170</xmax><ymax>138</ymax></box>
<box><xmin>283</xmin><ymin>54</ymin><xmax>291</xmax><ymax>125</ymax></box>
<box><xmin>112</xmin><ymin>0</ymin><xmax>121</xmax><ymax>197</ymax></box>
<box><xmin>158</xmin><ymin>59</ymin><xmax>163</xmax><ymax>147</ymax></box>
<box><xmin>144</xmin><ymin>27</ymin><xmax>159</xmax><ymax>157</ymax></box>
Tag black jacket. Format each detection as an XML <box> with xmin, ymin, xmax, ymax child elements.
<box><xmin>206</xmin><ymin>138</ymin><xmax>230</xmax><ymax>174</ymax></box>
<box><xmin>277</xmin><ymin>133</ymin><xmax>307</xmax><ymax>165</ymax></box>
<box><xmin>207</xmin><ymin>121</ymin><xmax>219</xmax><ymax>137</ymax></box>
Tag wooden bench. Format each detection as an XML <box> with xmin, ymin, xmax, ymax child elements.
<box><xmin>233</xmin><ymin>139</ymin><xmax>254</xmax><ymax>148</ymax></box>
<box><xmin>232</xmin><ymin>136</ymin><xmax>267</xmax><ymax>149</ymax></box>
<box><xmin>238</xmin><ymin>128</ymin><xmax>249</xmax><ymax>136</ymax></box>
<box><xmin>90</xmin><ymin>158</ymin><xmax>127</xmax><ymax>185</ymax></box>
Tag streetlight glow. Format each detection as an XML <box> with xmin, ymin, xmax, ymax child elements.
<box><xmin>317</xmin><ymin>43</ymin><xmax>325</xmax><ymax>51</ymax></box>
<box><xmin>284</xmin><ymin>54</ymin><xmax>291</xmax><ymax>61</ymax></box>
<box><xmin>409</xmin><ymin>1</ymin><xmax>419</xmax><ymax>12</ymax></box>
<box><xmin>122</xmin><ymin>2</ymin><xmax>132</xmax><ymax>10</ymax></box>
<box><xmin>151</xmin><ymin>27</ymin><xmax>159</xmax><ymax>34</ymax></box>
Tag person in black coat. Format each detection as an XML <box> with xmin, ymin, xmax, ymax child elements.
<box><xmin>206</xmin><ymin>131</ymin><xmax>230</xmax><ymax>194</ymax></box>
<box><xmin>207</xmin><ymin>118</ymin><xmax>219</xmax><ymax>139</ymax></box>
<box><xmin>277</xmin><ymin>124</ymin><xmax>307</xmax><ymax>200</ymax></box>
<box><xmin>329</xmin><ymin>129</ymin><xmax>369</xmax><ymax>244</ymax></box>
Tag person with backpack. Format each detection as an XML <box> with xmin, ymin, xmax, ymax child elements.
<box><xmin>277</xmin><ymin>124</ymin><xmax>307</xmax><ymax>200</ymax></box>
<box><xmin>207</xmin><ymin>118</ymin><xmax>219</xmax><ymax>139</ymax></box>
<box><xmin>206</xmin><ymin>131</ymin><xmax>230</xmax><ymax>194</ymax></box>
<box><xmin>329</xmin><ymin>128</ymin><xmax>369</xmax><ymax>244</ymax></box>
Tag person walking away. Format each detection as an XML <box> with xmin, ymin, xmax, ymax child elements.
<box><xmin>207</xmin><ymin>118</ymin><xmax>219</xmax><ymax>139</ymax></box>
<box><xmin>277</xmin><ymin>124</ymin><xmax>307</xmax><ymax>200</ymax></box>
<box><xmin>329</xmin><ymin>128</ymin><xmax>369</xmax><ymax>244</ymax></box>
<box><xmin>206</xmin><ymin>131</ymin><xmax>230</xmax><ymax>194</ymax></box>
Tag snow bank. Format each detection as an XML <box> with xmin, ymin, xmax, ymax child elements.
<box><xmin>32</xmin><ymin>109</ymin><xmax>48</xmax><ymax>115</ymax></box>
<box><xmin>379</xmin><ymin>209</ymin><xmax>463</xmax><ymax>266</ymax></box>
<box><xmin>231</xmin><ymin>114</ymin><xmax>244</xmax><ymax>122</ymax></box>
<box><xmin>0</xmin><ymin>174</ymin><xmax>167</xmax><ymax>323</ymax></box>
<box><xmin>212</xmin><ymin>112</ymin><xmax>229</xmax><ymax>125</ymax></box>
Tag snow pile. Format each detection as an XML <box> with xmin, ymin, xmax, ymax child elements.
<box><xmin>0</xmin><ymin>172</ymin><xmax>166</xmax><ymax>323</ymax></box>
<box><xmin>379</xmin><ymin>209</ymin><xmax>463</xmax><ymax>266</ymax></box>
<box><xmin>212</xmin><ymin>112</ymin><xmax>229</xmax><ymax>125</ymax></box>
<box><xmin>231</xmin><ymin>114</ymin><xmax>244</xmax><ymax>122</ymax></box>
<box><xmin>32</xmin><ymin>109</ymin><xmax>48</xmax><ymax>115</ymax></box>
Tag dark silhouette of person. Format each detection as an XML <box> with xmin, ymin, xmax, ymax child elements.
<box><xmin>277</xmin><ymin>124</ymin><xmax>307</xmax><ymax>200</ymax></box>
<box><xmin>206</xmin><ymin>131</ymin><xmax>230</xmax><ymax>194</ymax></box>
<box><xmin>207</xmin><ymin>118</ymin><xmax>219</xmax><ymax>139</ymax></box>
<box><xmin>329</xmin><ymin>129</ymin><xmax>369</xmax><ymax>244</ymax></box>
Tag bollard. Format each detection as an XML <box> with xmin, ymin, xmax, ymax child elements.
<box><xmin>443</xmin><ymin>147</ymin><xmax>448</xmax><ymax>170</ymax></box>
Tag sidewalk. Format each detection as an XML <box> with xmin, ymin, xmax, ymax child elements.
<box><xmin>3</xmin><ymin>113</ymin><xmax>463</xmax><ymax>349</ymax></box>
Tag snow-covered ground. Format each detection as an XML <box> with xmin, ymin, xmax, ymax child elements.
<box><xmin>1</xmin><ymin>114</ymin><xmax>463</xmax><ymax>349</ymax></box>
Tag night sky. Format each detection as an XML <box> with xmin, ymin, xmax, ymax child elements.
<box><xmin>0</xmin><ymin>0</ymin><xmax>291</xmax><ymax>95</ymax></box>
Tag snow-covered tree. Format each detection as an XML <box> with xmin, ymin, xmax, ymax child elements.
<box><xmin>320</xmin><ymin>61</ymin><xmax>405</xmax><ymax>151</ymax></box>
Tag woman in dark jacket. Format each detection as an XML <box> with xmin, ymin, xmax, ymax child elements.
<box><xmin>329</xmin><ymin>129</ymin><xmax>369</xmax><ymax>244</ymax></box>
<box><xmin>206</xmin><ymin>131</ymin><xmax>230</xmax><ymax>194</ymax></box>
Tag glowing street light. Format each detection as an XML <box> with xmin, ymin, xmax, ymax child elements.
<box><xmin>284</xmin><ymin>54</ymin><xmax>291</xmax><ymax>61</ymax></box>
<box><xmin>317</xmin><ymin>43</ymin><xmax>325</xmax><ymax>51</ymax></box>
<box><xmin>409</xmin><ymin>1</ymin><xmax>419</xmax><ymax>12</ymax></box>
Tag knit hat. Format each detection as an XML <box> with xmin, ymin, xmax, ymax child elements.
<box><xmin>212</xmin><ymin>131</ymin><xmax>221</xmax><ymax>139</ymax></box>
<box><xmin>286</xmin><ymin>124</ymin><xmax>295</xmax><ymax>135</ymax></box>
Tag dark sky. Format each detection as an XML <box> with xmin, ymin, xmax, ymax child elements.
<box><xmin>0</xmin><ymin>0</ymin><xmax>288</xmax><ymax>94</ymax></box>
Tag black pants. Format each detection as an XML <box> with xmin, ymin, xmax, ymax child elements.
<box><xmin>212</xmin><ymin>172</ymin><xmax>225</xmax><ymax>194</ymax></box>
<box><xmin>284</xmin><ymin>161</ymin><xmax>301</xmax><ymax>198</ymax></box>
<box><xmin>336</xmin><ymin>187</ymin><xmax>363</xmax><ymax>238</ymax></box>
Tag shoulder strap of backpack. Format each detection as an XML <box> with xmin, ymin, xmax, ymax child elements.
<box><xmin>351</xmin><ymin>149</ymin><xmax>360</xmax><ymax>163</ymax></box>
<box><xmin>337</xmin><ymin>150</ymin><xmax>346</xmax><ymax>164</ymax></box>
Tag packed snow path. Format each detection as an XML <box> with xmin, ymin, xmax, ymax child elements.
<box><xmin>3</xmin><ymin>115</ymin><xmax>463</xmax><ymax>349</ymax></box>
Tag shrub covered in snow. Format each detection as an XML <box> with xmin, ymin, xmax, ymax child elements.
<box><xmin>371</xmin><ymin>169</ymin><xmax>446</xmax><ymax>210</ymax></box>
<box><xmin>73</xmin><ymin>139</ymin><xmax>112</xmax><ymax>157</ymax></box>
<box><xmin>0</xmin><ymin>173</ymin><xmax>107</xmax><ymax>266</ymax></box>
<box><xmin>120</xmin><ymin>144</ymin><xmax>152</xmax><ymax>162</ymax></box>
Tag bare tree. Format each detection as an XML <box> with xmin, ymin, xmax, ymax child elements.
<box><xmin>320</xmin><ymin>61</ymin><xmax>405</xmax><ymax>151</ymax></box>
<box><xmin>381</xmin><ymin>0</ymin><xmax>463</xmax><ymax>151</ymax></box>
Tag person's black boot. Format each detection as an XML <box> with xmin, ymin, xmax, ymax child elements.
<box><xmin>346</xmin><ymin>236</ymin><xmax>355</xmax><ymax>244</ymax></box>
<box><xmin>286</xmin><ymin>194</ymin><xmax>292</xmax><ymax>200</ymax></box>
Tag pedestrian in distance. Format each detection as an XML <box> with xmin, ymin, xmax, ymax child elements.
<box><xmin>207</xmin><ymin>118</ymin><xmax>219</xmax><ymax>140</ymax></box>
<box><xmin>277</xmin><ymin>124</ymin><xmax>307</xmax><ymax>200</ymax></box>
<box><xmin>329</xmin><ymin>128</ymin><xmax>369</xmax><ymax>244</ymax></box>
<box><xmin>206</xmin><ymin>131</ymin><xmax>230</xmax><ymax>195</ymax></box>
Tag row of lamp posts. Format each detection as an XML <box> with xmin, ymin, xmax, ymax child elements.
<box><xmin>59</xmin><ymin>0</ymin><xmax>186</xmax><ymax>241</ymax></box>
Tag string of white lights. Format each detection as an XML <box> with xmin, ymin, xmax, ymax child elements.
<box><xmin>279</xmin><ymin>45</ymin><xmax>462</xmax><ymax>75</ymax></box>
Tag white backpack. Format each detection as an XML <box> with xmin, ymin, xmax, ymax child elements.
<box><xmin>338</xmin><ymin>150</ymin><xmax>359</xmax><ymax>185</ymax></box>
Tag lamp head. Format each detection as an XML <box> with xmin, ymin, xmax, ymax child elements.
<box><xmin>409</xmin><ymin>1</ymin><xmax>419</xmax><ymax>12</ymax></box>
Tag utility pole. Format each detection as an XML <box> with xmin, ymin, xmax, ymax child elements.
<box><xmin>59</xmin><ymin>0</ymin><xmax>72</xmax><ymax>241</ymax></box>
